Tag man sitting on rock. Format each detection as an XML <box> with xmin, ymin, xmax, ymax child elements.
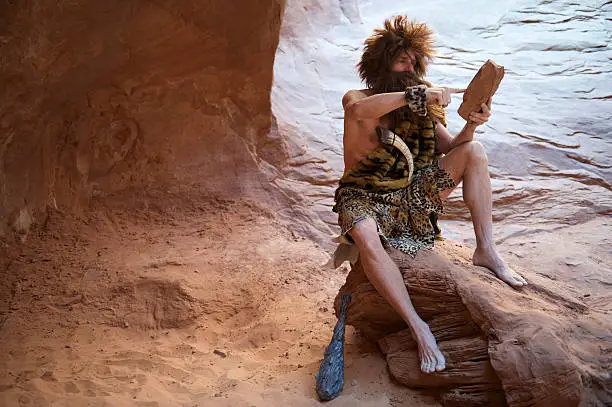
<box><xmin>332</xmin><ymin>16</ymin><xmax>528</xmax><ymax>374</ymax></box>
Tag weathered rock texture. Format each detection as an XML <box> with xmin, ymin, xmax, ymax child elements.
<box><xmin>0</xmin><ymin>0</ymin><xmax>285</xmax><ymax>238</ymax></box>
<box><xmin>334</xmin><ymin>241</ymin><xmax>611</xmax><ymax>406</ymax></box>
<box><xmin>458</xmin><ymin>60</ymin><xmax>505</xmax><ymax>121</ymax></box>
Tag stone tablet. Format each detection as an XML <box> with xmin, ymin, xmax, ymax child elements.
<box><xmin>458</xmin><ymin>60</ymin><xmax>504</xmax><ymax>121</ymax></box>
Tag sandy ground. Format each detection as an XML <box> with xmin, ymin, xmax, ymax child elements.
<box><xmin>1</xmin><ymin>191</ymin><xmax>610</xmax><ymax>406</ymax></box>
<box><xmin>0</xmin><ymin>193</ymin><xmax>442</xmax><ymax>407</ymax></box>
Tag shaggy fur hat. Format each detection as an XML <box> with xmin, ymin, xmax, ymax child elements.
<box><xmin>358</xmin><ymin>15</ymin><xmax>435</xmax><ymax>89</ymax></box>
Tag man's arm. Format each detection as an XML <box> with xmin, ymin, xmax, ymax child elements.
<box><xmin>343</xmin><ymin>87</ymin><xmax>465</xmax><ymax>120</ymax></box>
<box><xmin>435</xmin><ymin>100</ymin><xmax>492</xmax><ymax>155</ymax></box>
<box><xmin>435</xmin><ymin>121</ymin><xmax>478</xmax><ymax>154</ymax></box>
<box><xmin>343</xmin><ymin>90</ymin><xmax>407</xmax><ymax>120</ymax></box>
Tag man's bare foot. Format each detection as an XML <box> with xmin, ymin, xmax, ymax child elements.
<box><xmin>412</xmin><ymin>321</ymin><xmax>446</xmax><ymax>373</ymax></box>
<box><xmin>473</xmin><ymin>246</ymin><xmax>528</xmax><ymax>287</ymax></box>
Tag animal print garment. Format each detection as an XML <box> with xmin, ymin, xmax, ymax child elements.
<box><xmin>332</xmin><ymin>160</ymin><xmax>456</xmax><ymax>258</ymax></box>
<box><xmin>404</xmin><ymin>85</ymin><xmax>428</xmax><ymax>117</ymax></box>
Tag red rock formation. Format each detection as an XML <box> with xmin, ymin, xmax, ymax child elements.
<box><xmin>334</xmin><ymin>241</ymin><xmax>611</xmax><ymax>406</ymax></box>
<box><xmin>0</xmin><ymin>0</ymin><xmax>285</xmax><ymax>238</ymax></box>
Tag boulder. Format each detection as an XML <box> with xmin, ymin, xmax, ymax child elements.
<box><xmin>334</xmin><ymin>240</ymin><xmax>611</xmax><ymax>406</ymax></box>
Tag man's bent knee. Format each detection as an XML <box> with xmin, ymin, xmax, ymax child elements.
<box><xmin>467</xmin><ymin>140</ymin><xmax>487</xmax><ymax>163</ymax></box>
<box><xmin>348</xmin><ymin>218</ymin><xmax>384</xmax><ymax>255</ymax></box>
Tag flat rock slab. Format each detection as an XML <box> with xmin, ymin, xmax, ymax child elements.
<box><xmin>458</xmin><ymin>60</ymin><xmax>505</xmax><ymax>120</ymax></box>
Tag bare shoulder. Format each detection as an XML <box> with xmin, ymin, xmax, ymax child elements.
<box><xmin>342</xmin><ymin>89</ymin><xmax>370</xmax><ymax>109</ymax></box>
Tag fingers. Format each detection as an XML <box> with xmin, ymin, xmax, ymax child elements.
<box><xmin>481</xmin><ymin>102</ymin><xmax>491</xmax><ymax>115</ymax></box>
<box><xmin>425</xmin><ymin>87</ymin><xmax>445</xmax><ymax>107</ymax></box>
<box><xmin>469</xmin><ymin>115</ymin><xmax>485</xmax><ymax>125</ymax></box>
<box><xmin>426</xmin><ymin>87</ymin><xmax>463</xmax><ymax>107</ymax></box>
<box><xmin>468</xmin><ymin>101</ymin><xmax>492</xmax><ymax>125</ymax></box>
<box><xmin>441</xmin><ymin>88</ymin><xmax>451</xmax><ymax>106</ymax></box>
<box><xmin>469</xmin><ymin>112</ymin><xmax>488</xmax><ymax>124</ymax></box>
<box><xmin>469</xmin><ymin>111</ymin><xmax>489</xmax><ymax>124</ymax></box>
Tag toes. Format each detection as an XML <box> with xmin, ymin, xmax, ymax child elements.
<box><xmin>498</xmin><ymin>269</ymin><xmax>529</xmax><ymax>288</ymax></box>
<box><xmin>421</xmin><ymin>353</ymin><xmax>444</xmax><ymax>374</ymax></box>
<box><xmin>511</xmin><ymin>272</ymin><xmax>528</xmax><ymax>287</ymax></box>
<box><xmin>421</xmin><ymin>360</ymin><xmax>429</xmax><ymax>373</ymax></box>
<box><xmin>436</xmin><ymin>354</ymin><xmax>446</xmax><ymax>372</ymax></box>
<box><xmin>421</xmin><ymin>355</ymin><xmax>434</xmax><ymax>373</ymax></box>
<box><xmin>424</xmin><ymin>358</ymin><xmax>433</xmax><ymax>373</ymax></box>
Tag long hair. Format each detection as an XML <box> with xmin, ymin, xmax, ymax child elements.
<box><xmin>357</xmin><ymin>15</ymin><xmax>435</xmax><ymax>89</ymax></box>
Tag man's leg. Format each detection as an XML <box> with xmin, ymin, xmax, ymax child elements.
<box><xmin>438</xmin><ymin>141</ymin><xmax>527</xmax><ymax>287</ymax></box>
<box><xmin>349</xmin><ymin>218</ymin><xmax>446</xmax><ymax>373</ymax></box>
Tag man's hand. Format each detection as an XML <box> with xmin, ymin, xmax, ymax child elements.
<box><xmin>468</xmin><ymin>97</ymin><xmax>492</xmax><ymax>126</ymax></box>
<box><xmin>425</xmin><ymin>87</ymin><xmax>465</xmax><ymax>107</ymax></box>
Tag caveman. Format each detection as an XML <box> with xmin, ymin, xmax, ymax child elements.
<box><xmin>332</xmin><ymin>16</ymin><xmax>528</xmax><ymax>374</ymax></box>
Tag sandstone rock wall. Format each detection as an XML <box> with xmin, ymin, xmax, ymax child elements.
<box><xmin>0</xmin><ymin>0</ymin><xmax>285</xmax><ymax>238</ymax></box>
<box><xmin>270</xmin><ymin>0</ymin><xmax>363</xmax><ymax>243</ymax></box>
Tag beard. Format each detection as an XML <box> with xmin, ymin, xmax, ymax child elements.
<box><xmin>371</xmin><ymin>71</ymin><xmax>427</xmax><ymax>94</ymax></box>
<box><xmin>371</xmin><ymin>71</ymin><xmax>431</xmax><ymax>129</ymax></box>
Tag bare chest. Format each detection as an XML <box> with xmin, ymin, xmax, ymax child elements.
<box><xmin>343</xmin><ymin>117</ymin><xmax>390</xmax><ymax>171</ymax></box>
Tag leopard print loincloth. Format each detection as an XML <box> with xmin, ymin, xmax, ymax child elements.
<box><xmin>332</xmin><ymin>160</ymin><xmax>456</xmax><ymax>258</ymax></box>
